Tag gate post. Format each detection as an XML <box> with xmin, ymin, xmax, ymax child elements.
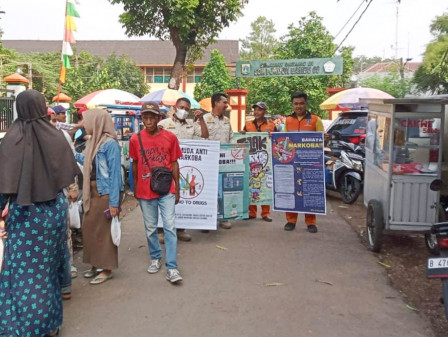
<box><xmin>4</xmin><ymin>72</ymin><xmax>29</xmax><ymax>120</ymax></box>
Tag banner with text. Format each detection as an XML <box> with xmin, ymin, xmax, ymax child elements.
<box><xmin>271</xmin><ymin>132</ymin><xmax>326</xmax><ymax>215</ymax></box>
<box><xmin>236</xmin><ymin>57</ymin><xmax>343</xmax><ymax>78</ymax></box>
<box><xmin>218</xmin><ymin>143</ymin><xmax>250</xmax><ymax>221</ymax></box>
<box><xmin>171</xmin><ymin>139</ymin><xmax>220</xmax><ymax>230</ymax></box>
<box><xmin>233</xmin><ymin>132</ymin><xmax>273</xmax><ymax>206</ymax></box>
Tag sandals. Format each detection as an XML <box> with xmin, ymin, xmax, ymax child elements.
<box><xmin>71</xmin><ymin>266</ymin><xmax>78</xmax><ymax>279</ymax></box>
<box><xmin>89</xmin><ymin>274</ymin><xmax>113</xmax><ymax>285</ymax></box>
<box><xmin>83</xmin><ymin>268</ymin><xmax>102</xmax><ymax>278</ymax></box>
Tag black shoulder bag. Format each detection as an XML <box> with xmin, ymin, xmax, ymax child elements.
<box><xmin>137</xmin><ymin>132</ymin><xmax>173</xmax><ymax>195</ymax></box>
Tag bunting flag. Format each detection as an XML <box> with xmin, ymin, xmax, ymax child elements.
<box><xmin>59</xmin><ymin>0</ymin><xmax>80</xmax><ymax>83</ymax></box>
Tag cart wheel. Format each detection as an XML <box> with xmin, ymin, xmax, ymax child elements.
<box><xmin>366</xmin><ymin>199</ymin><xmax>384</xmax><ymax>252</ymax></box>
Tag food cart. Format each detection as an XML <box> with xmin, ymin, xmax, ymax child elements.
<box><xmin>363</xmin><ymin>97</ymin><xmax>448</xmax><ymax>253</ymax></box>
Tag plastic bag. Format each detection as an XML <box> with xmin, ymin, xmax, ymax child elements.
<box><xmin>111</xmin><ymin>216</ymin><xmax>121</xmax><ymax>247</ymax></box>
<box><xmin>69</xmin><ymin>201</ymin><xmax>81</xmax><ymax>229</ymax></box>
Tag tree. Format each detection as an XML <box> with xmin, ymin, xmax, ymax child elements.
<box><xmin>109</xmin><ymin>0</ymin><xmax>248</xmax><ymax>90</ymax></box>
<box><xmin>243</xmin><ymin>12</ymin><xmax>354</xmax><ymax>117</ymax></box>
<box><xmin>352</xmin><ymin>55</ymin><xmax>382</xmax><ymax>73</ymax></box>
<box><xmin>62</xmin><ymin>51</ymin><xmax>148</xmax><ymax>101</ymax></box>
<box><xmin>414</xmin><ymin>12</ymin><xmax>448</xmax><ymax>94</ymax></box>
<box><xmin>194</xmin><ymin>49</ymin><xmax>231</xmax><ymax>101</ymax></box>
<box><xmin>240</xmin><ymin>16</ymin><xmax>280</xmax><ymax>60</ymax></box>
<box><xmin>360</xmin><ymin>72</ymin><xmax>412</xmax><ymax>98</ymax></box>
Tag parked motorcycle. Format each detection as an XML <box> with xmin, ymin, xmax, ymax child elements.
<box><xmin>427</xmin><ymin>222</ymin><xmax>448</xmax><ymax>319</ymax></box>
<box><xmin>325</xmin><ymin>142</ymin><xmax>364</xmax><ymax>204</ymax></box>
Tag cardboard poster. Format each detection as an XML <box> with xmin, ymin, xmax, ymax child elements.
<box><xmin>271</xmin><ymin>132</ymin><xmax>326</xmax><ymax>215</ymax></box>
<box><xmin>171</xmin><ymin>139</ymin><xmax>220</xmax><ymax>230</ymax></box>
<box><xmin>217</xmin><ymin>143</ymin><xmax>249</xmax><ymax>221</ymax></box>
<box><xmin>233</xmin><ymin>132</ymin><xmax>273</xmax><ymax>206</ymax></box>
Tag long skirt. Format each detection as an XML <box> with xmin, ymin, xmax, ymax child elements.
<box><xmin>82</xmin><ymin>181</ymin><xmax>118</xmax><ymax>270</ymax></box>
<box><xmin>0</xmin><ymin>192</ymin><xmax>69</xmax><ymax>337</ymax></box>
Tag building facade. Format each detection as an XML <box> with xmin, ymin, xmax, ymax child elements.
<box><xmin>3</xmin><ymin>40</ymin><xmax>239</xmax><ymax>96</ymax></box>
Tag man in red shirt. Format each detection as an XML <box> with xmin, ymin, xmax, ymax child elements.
<box><xmin>130</xmin><ymin>101</ymin><xmax>183</xmax><ymax>283</ymax></box>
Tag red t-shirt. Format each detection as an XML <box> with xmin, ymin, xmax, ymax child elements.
<box><xmin>130</xmin><ymin>129</ymin><xmax>182</xmax><ymax>200</ymax></box>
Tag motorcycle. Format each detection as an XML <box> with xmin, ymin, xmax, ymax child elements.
<box><xmin>325</xmin><ymin>142</ymin><xmax>364</xmax><ymax>204</ymax></box>
<box><xmin>426</xmin><ymin>179</ymin><xmax>448</xmax><ymax>319</ymax></box>
<box><xmin>427</xmin><ymin>222</ymin><xmax>448</xmax><ymax>319</ymax></box>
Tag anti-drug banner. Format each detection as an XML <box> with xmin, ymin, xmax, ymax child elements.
<box><xmin>218</xmin><ymin>143</ymin><xmax>249</xmax><ymax>221</ymax></box>
<box><xmin>271</xmin><ymin>132</ymin><xmax>326</xmax><ymax>215</ymax></box>
<box><xmin>170</xmin><ymin>139</ymin><xmax>220</xmax><ymax>230</ymax></box>
<box><xmin>233</xmin><ymin>132</ymin><xmax>273</xmax><ymax>206</ymax></box>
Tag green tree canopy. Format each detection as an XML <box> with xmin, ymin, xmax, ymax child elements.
<box><xmin>109</xmin><ymin>0</ymin><xmax>247</xmax><ymax>90</ymax></box>
<box><xmin>360</xmin><ymin>72</ymin><xmax>412</xmax><ymax>98</ymax></box>
<box><xmin>240</xmin><ymin>16</ymin><xmax>280</xmax><ymax>60</ymax></box>
<box><xmin>1</xmin><ymin>47</ymin><xmax>147</xmax><ymax>102</ymax></box>
<box><xmin>414</xmin><ymin>12</ymin><xmax>448</xmax><ymax>94</ymax></box>
<box><xmin>194</xmin><ymin>49</ymin><xmax>231</xmax><ymax>101</ymax></box>
<box><xmin>242</xmin><ymin>12</ymin><xmax>354</xmax><ymax>117</ymax></box>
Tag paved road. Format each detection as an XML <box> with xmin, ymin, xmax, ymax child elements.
<box><xmin>62</xmin><ymin>200</ymin><xmax>433</xmax><ymax>337</ymax></box>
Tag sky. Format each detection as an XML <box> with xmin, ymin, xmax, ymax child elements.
<box><xmin>1</xmin><ymin>0</ymin><xmax>447</xmax><ymax>62</ymax></box>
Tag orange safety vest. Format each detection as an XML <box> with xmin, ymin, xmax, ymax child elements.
<box><xmin>244</xmin><ymin>119</ymin><xmax>276</xmax><ymax>132</ymax></box>
<box><xmin>285</xmin><ymin>112</ymin><xmax>320</xmax><ymax>132</ymax></box>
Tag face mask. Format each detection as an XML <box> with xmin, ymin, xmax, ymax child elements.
<box><xmin>175</xmin><ymin>109</ymin><xmax>189</xmax><ymax>120</ymax></box>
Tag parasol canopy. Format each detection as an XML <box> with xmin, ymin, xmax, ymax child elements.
<box><xmin>199</xmin><ymin>97</ymin><xmax>212</xmax><ymax>111</ymax></box>
<box><xmin>74</xmin><ymin>89</ymin><xmax>140</xmax><ymax>109</ymax></box>
<box><xmin>320</xmin><ymin>87</ymin><xmax>394</xmax><ymax>110</ymax></box>
<box><xmin>140</xmin><ymin>88</ymin><xmax>200</xmax><ymax>109</ymax></box>
<box><xmin>52</xmin><ymin>92</ymin><xmax>72</xmax><ymax>103</ymax></box>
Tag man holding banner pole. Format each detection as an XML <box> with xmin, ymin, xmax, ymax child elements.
<box><xmin>284</xmin><ymin>92</ymin><xmax>324</xmax><ymax>233</ymax></box>
<box><xmin>240</xmin><ymin>102</ymin><xmax>276</xmax><ymax>222</ymax></box>
<box><xmin>157</xmin><ymin>97</ymin><xmax>209</xmax><ymax>242</ymax></box>
<box><xmin>203</xmin><ymin>92</ymin><xmax>234</xmax><ymax>229</ymax></box>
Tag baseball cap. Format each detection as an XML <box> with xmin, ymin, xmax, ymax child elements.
<box><xmin>252</xmin><ymin>102</ymin><xmax>268</xmax><ymax>110</ymax></box>
<box><xmin>47</xmin><ymin>107</ymin><xmax>55</xmax><ymax>116</ymax></box>
<box><xmin>53</xmin><ymin>105</ymin><xmax>67</xmax><ymax>114</ymax></box>
<box><xmin>141</xmin><ymin>101</ymin><xmax>160</xmax><ymax>115</ymax></box>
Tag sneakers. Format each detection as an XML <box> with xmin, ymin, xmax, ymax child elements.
<box><xmin>177</xmin><ymin>230</ymin><xmax>192</xmax><ymax>242</ymax></box>
<box><xmin>166</xmin><ymin>269</ymin><xmax>183</xmax><ymax>283</ymax></box>
<box><xmin>219</xmin><ymin>221</ymin><xmax>232</xmax><ymax>229</ymax></box>
<box><xmin>147</xmin><ymin>259</ymin><xmax>162</xmax><ymax>274</ymax></box>
<box><xmin>284</xmin><ymin>222</ymin><xmax>296</xmax><ymax>231</ymax></box>
<box><xmin>307</xmin><ymin>225</ymin><xmax>318</xmax><ymax>233</ymax></box>
<box><xmin>262</xmin><ymin>216</ymin><xmax>273</xmax><ymax>222</ymax></box>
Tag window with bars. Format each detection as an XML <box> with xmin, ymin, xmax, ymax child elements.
<box><xmin>144</xmin><ymin>67</ymin><xmax>204</xmax><ymax>83</ymax></box>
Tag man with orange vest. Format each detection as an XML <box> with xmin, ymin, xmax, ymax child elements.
<box><xmin>284</xmin><ymin>92</ymin><xmax>324</xmax><ymax>233</ymax></box>
<box><xmin>240</xmin><ymin>102</ymin><xmax>276</xmax><ymax>222</ymax></box>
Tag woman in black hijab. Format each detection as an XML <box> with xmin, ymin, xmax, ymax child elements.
<box><xmin>0</xmin><ymin>90</ymin><xmax>80</xmax><ymax>337</ymax></box>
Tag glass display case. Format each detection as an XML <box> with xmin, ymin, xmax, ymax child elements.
<box><xmin>363</xmin><ymin>97</ymin><xmax>447</xmax><ymax>235</ymax></box>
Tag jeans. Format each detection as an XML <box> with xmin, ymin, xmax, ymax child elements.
<box><xmin>139</xmin><ymin>194</ymin><xmax>178</xmax><ymax>269</ymax></box>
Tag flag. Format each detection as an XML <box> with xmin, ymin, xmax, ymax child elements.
<box><xmin>59</xmin><ymin>0</ymin><xmax>80</xmax><ymax>83</ymax></box>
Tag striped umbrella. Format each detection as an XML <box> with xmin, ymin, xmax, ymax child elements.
<box><xmin>320</xmin><ymin>87</ymin><xmax>394</xmax><ymax>110</ymax></box>
<box><xmin>140</xmin><ymin>89</ymin><xmax>200</xmax><ymax>109</ymax></box>
<box><xmin>74</xmin><ymin>89</ymin><xmax>140</xmax><ymax>109</ymax></box>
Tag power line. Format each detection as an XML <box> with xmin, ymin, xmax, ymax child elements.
<box><xmin>333</xmin><ymin>0</ymin><xmax>367</xmax><ymax>40</ymax></box>
<box><xmin>335</xmin><ymin>0</ymin><xmax>374</xmax><ymax>53</ymax></box>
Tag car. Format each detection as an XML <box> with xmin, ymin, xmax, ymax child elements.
<box><xmin>326</xmin><ymin>110</ymin><xmax>368</xmax><ymax>149</ymax></box>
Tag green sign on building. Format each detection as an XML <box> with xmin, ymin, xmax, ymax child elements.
<box><xmin>236</xmin><ymin>57</ymin><xmax>343</xmax><ymax>78</ymax></box>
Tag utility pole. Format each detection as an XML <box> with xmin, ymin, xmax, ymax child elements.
<box><xmin>394</xmin><ymin>5</ymin><xmax>399</xmax><ymax>59</ymax></box>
